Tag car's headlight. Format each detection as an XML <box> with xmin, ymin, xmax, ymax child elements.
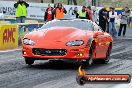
<box><xmin>23</xmin><ymin>38</ymin><xmax>35</xmax><ymax>45</ymax></box>
<box><xmin>66</xmin><ymin>40</ymin><xmax>84</xmax><ymax>46</ymax></box>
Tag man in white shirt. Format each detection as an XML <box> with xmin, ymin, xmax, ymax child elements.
<box><xmin>109</xmin><ymin>7</ymin><xmax>117</xmax><ymax>38</ymax></box>
<box><xmin>118</xmin><ymin>7</ymin><xmax>130</xmax><ymax>36</ymax></box>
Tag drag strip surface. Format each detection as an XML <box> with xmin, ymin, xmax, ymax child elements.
<box><xmin>0</xmin><ymin>39</ymin><xmax>132</xmax><ymax>88</ymax></box>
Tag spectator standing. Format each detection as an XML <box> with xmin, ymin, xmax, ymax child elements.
<box><xmin>44</xmin><ymin>4</ymin><xmax>54</xmax><ymax>21</ymax></box>
<box><xmin>99</xmin><ymin>8</ymin><xmax>108</xmax><ymax>32</ymax></box>
<box><xmin>126</xmin><ymin>8</ymin><xmax>131</xmax><ymax>27</ymax></box>
<box><xmin>93</xmin><ymin>7</ymin><xmax>98</xmax><ymax>23</ymax></box>
<box><xmin>14</xmin><ymin>0</ymin><xmax>29</xmax><ymax>23</ymax></box>
<box><xmin>78</xmin><ymin>6</ymin><xmax>89</xmax><ymax>19</ymax></box>
<box><xmin>108</xmin><ymin>7</ymin><xmax>117</xmax><ymax>38</ymax></box>
<box><xmin>72</xmin><ymin>7</ymin><xmax>79</xmax><ymax>18</ymax></box>
<box><xmin>105</xmin><ymin>7</ymin><xmax>111</xmax><ymax>33</ymax></box>
<box><xmin>53</xmin><ymin>3</ymin><xmax>67</xmax><ymax>19</ymax></box>
<box><xmin>118</xmin><ymin>7</ymin><xmax>130</xmax><ymax>36</ymax></box>
<box><xmin>68</xmin><ymin>7</ymin><xmax>73</xmax><ymax>15</ymax></box>
<box><xmin>86</xmin><ymin>6</ymin><xmax>93</xmax><ymax>21</ymax></box>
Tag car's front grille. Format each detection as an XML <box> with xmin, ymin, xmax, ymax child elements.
<box><xmin>32</xmin><ymin>48</ymin><xmax>67</xmax><ymax>56</ymax></box>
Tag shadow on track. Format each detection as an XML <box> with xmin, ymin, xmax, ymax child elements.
<box><xmin>25</xmin><ymin>60</ymin><xmax>110</xmax><ymax>71</ymax></box>
<box><xmin>27</xmin><ymin>60</ymin><xmax>80</xmax><ymax>70</ymax></box>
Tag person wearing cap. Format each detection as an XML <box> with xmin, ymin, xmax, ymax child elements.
<box><xmin>53</xmin><ymin>3</ymin><xmax>67</xmax><ymax>19</ymax></box>
<box><xmin>78</xmin><ymin>6</ymin><xmax>89</xmax><ymax>19</ymax></box>
<box><xmin>44</xmin><ymin>4</ymin><xmax>54</xmax><ymax>21</ymax></box>
<box><xmin>108</xmin><ymin>7</ymin><xmax>117</xmax><ymax>38</ymax></box>
<box><xmin>14</xmin><ymin>0</ymin><xmax>29</xmax><ymax>23</ymax></box>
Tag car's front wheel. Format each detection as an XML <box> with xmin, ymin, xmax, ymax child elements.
<box><xmin>25</xmin><ymin>58</ymin><xmax>34</xmax><ymax>65</ymax></box>
<box><xmin>82</xmin><ymin>48</ymin><xmax>93</xmax><ymax>67</ymax></box>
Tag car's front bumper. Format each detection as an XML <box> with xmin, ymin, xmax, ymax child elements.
<box><xmin>22</xmin><ymin>45</ymin><xmax>90</xmax><ymax>60</ymax></box>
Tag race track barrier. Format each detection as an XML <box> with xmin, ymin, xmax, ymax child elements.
<box><xmin>0</xmin><ymin>24</ymin><xmax>18</xmax><ymax>50</ymax></box>
<box><xmin>0</xmin><ymin>16</ymin><xmax>17</xmax><ymax>23</ymax></box>
<box><xmin>0</xmin><ymin>22</ymin><xmax>45</xmax><ymax>50</ymax></box>
<box><xmin>17</xmin><ymin>23</ymin><xmax>44</xmax><ymax>46</ymax></box>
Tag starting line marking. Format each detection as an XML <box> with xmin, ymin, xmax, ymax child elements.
<box><xmin>0</xmin><ymin>48</ymin><xmax>21</xmax><ymax>53</ymax></box>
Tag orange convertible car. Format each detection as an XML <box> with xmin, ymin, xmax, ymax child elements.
<box><xmin>22</xmin><ymin>19</ymin><xmax>113</xmax><ymax>66</ymax></box>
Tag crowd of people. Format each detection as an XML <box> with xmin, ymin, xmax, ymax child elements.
<box><xmin>98</xmin><ymin>6</ymin><xmax>130</xmax><ymax>37</ymax></box>
<box><xmin>44</xmin><ymin>3</ymin><xmax>67</xmax><ymax>21</ymax></box>
<box><xmin>44</xmin><ymin>4</ymin><xmax>94</xmax><ymax>21</ymax></box>
<box><xmin>13</xmin><ymin>0</ymin><xmax>93</xmax><ymax>22</ymax></box>
<box><xmin>13</xmin><ymin>0</ymin><xmax>131</xmax><ymax>38</ymax></box>
<box><xmin>44</xmin><ymin>4</ymin><xmax>131</xmax><ymax>37</ymax></box>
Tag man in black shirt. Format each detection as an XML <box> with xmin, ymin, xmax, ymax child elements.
<box><xmin>99</xmin><ymin>8</ymin><xmax>108</xmax><ymax>32</ymax></box>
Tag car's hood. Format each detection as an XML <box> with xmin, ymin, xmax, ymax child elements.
<box><xmin>25</xmin><ymin>27</ymin><xmax>93</xmax><ymax>47</ymax></box>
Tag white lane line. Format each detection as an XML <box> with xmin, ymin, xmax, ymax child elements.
<box><xmin>111</xmin><ymin>46</ymin><xmax>132</xmax><ymax>56</ymax></box>
<box><xmin>117</xmin><ymin>37</ymin><xmax>132</xmax><ymax>40</ymax></box>
<box><xmin>0</xmin><ymin>48</ymin><xmax>21</xmax><ymax>53</ymax></box>
<box><xmin>112</xmin><ymin>43</ymin><xmax>124</xmax><ymax>49</ymax></box>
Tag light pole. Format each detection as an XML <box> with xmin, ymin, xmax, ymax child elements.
<box><xmin>41</xmin><ymin>0</ymin><xmax>43</xmax><ymax>3</ymax></box>
<box><xmin>86</xmin><ymin>0</ymin><xmax>93</xmax><ymax>6</ymax></box>
<box><xmin>97</xmin><ymin>0</ymin><xmax>101</xmax><ymax>6</ymax></box>
<box><xmin>68</xmin><ymin>0</ymin><xmax>77</xmax><ymax>5</ymax></box>
<box><xmin>73</xmin><ymin>0</ymin><xmax>77</xmax><ymax>5</ymax></box>
<box><xmin>68</xmin><ymin>0</ymin><xmax>72</xmax><ymax>5</ymax></box>
<box><xmin>93</xmin><ymin>0</ymin><xmax>96</xmax><ymax>6</ymax></box>
<box><xmin>51</xmin><ymin>0</ymin><xmax>54</xmax><ymax>3</ymax></box>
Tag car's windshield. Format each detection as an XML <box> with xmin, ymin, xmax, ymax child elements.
<box><xmin>41</xmin><ymin>20</ymin><xmax>94</xmax><ymax>31</ymax></box>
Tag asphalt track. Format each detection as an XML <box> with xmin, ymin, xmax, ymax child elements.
<box><xmin>0</xmin><ymin>38</ymin><xmax>132</xmax><ymax>88</ymax></box>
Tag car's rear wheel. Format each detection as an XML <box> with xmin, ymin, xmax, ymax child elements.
<box><xmin>25</xmin><ymin>58</ymin><xmax>34</xmax><ymax>65</ymax></box>
<box><xmin>102</xmin><ymin>47</ymin><xmax>111</xmax><ymax>64</ymax></box>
